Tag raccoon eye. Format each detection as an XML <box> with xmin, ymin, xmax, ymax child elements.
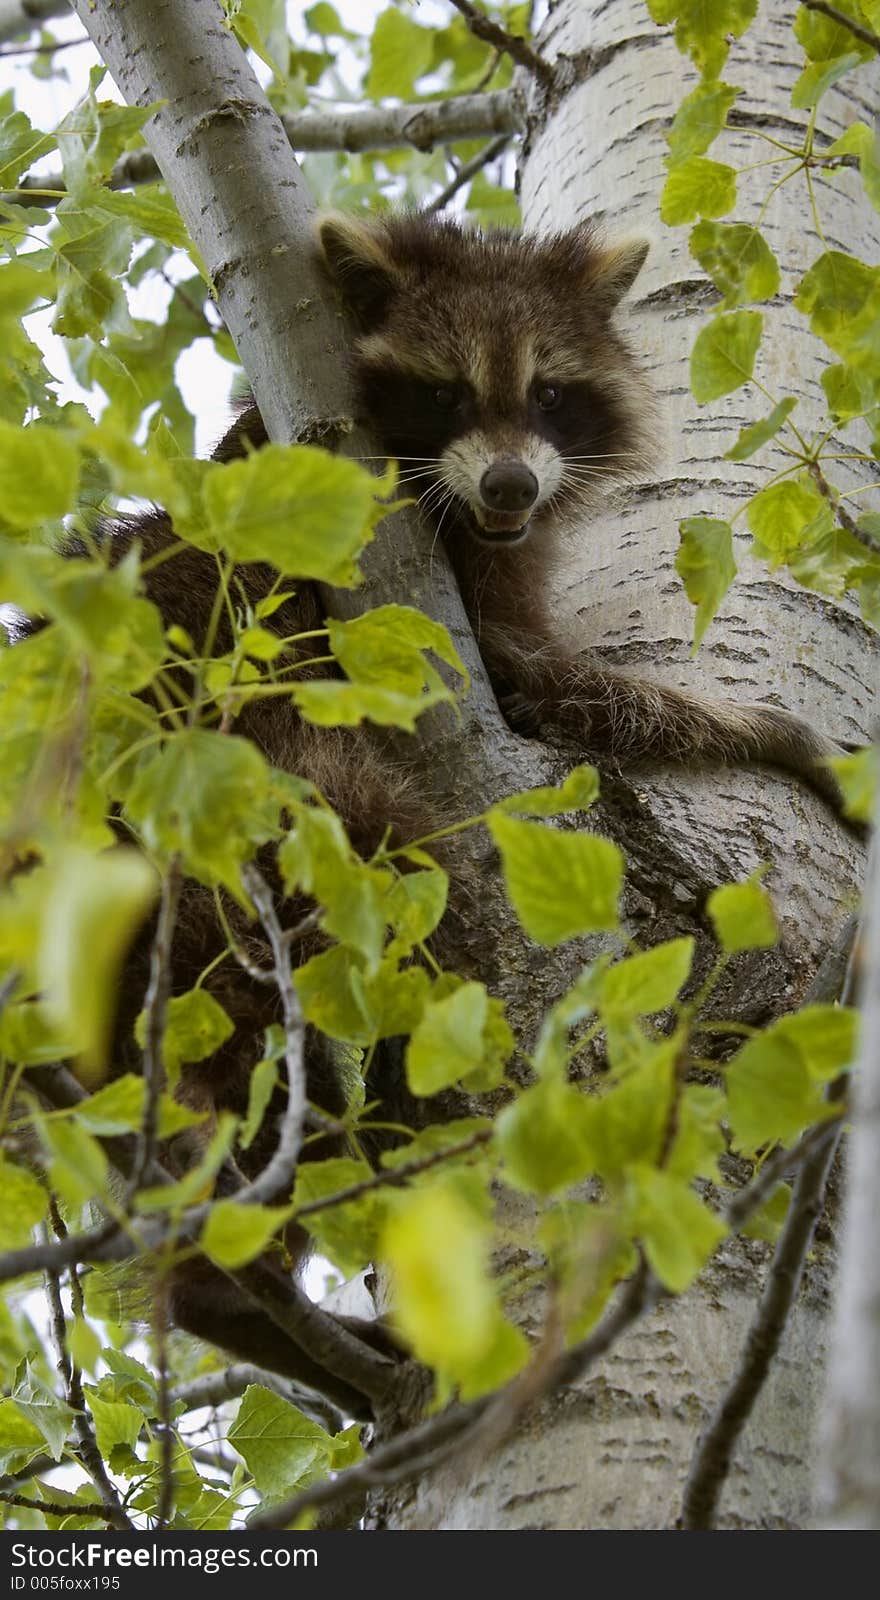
<box><xmin>534</xmin><ymin>383</ymin><xmax>562</xmax><ymax>412</ymax></box>
<box><xmin>432</xmin><ymin>384</ymin><xmax>460</xmax><ymax>411</ymax></box>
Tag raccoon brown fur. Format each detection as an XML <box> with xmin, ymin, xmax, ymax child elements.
<box><xmin>40</xmin><ymin>212</ymin><xmax>851</xmax><ymax>1415</ymax></box>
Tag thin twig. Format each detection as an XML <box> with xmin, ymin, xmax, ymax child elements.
<box><xmin>240</xmin><ymin>863</ymin><xmax>308</xmax><ymax>1196</ymax></box>
<box><xmin>807</xmin><ymin>461</ymin><xmax>880</xmax><ymax>555</ymax></box>
<box><xmin>425</xmin><ymin>134</ymin><xmax>511</xmax><ymax>214</ymax></box>
<box><xmin>169</xmin><ymin>1364</ymin><xmax>343</xmax><ymax>1431</ymax></box>
<box><xmin>681</xmin><ymin>925</ymin><xmax>861</xmax><ymax>1530</ymax></box>
<box><xmin>154</xmin><ymin>1284</ymin><xmax>174</xmax><ymax>1530</ymax></box>
<box><xmin>446</xmin><ymin>0</ymin><xmax>554</xmax><ymax>83</ymax></box>
<box><xmin>45</xmin><ymin>1205</ymin><xmax>133</xmax><ymax>1532</ymax></box>
<box><xmin>0</xmin><ymin>33</ymin><xmax>87</xmax><ymax>56</ymax></box>
<box><xmin>0</xmin><ymin>1491</ymin><xmax>111</xmax><ymax>1518</ymax></box>
<box><xmin>801</xmin><ymin>0</ymin><xmax>880</xmax><ymax>53</ymax></box>
<box><xmin>7</xmin><ymin>90</ymin><xmax>521</xmax><ymax>206</ymax></box>
<box><xmin>129</xmin><ymin>859</ymin><xmax>182</xmax><ymax>1196</ymax></box>
<box><xmin>296</xmin><ymin>1127</ymin><xmax>492</xmax><ymax>1219</ymax></box>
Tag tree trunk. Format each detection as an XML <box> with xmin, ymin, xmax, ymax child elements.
<box><xmin>369</xmin><ymin>0</ymin><xmax>876</xmax><ymax>1531</ymax></box>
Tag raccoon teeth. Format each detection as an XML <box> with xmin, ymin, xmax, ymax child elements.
<box><xmin>475</xmin><ymin>510</ymin><xmax>530</xmax><ymax>536</ymax></box>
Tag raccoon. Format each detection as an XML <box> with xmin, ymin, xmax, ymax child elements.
<box><xmin>33</xmin><ymin>213</ymin><xmax>853</xmax><ymax>1417</ymax></box>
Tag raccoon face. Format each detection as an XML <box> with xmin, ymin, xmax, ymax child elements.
<box><xmin>318</xmin><ymin>211</ymin><xmax>654</xmax><ymax>549</ymax></box>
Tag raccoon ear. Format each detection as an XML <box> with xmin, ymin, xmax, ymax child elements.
<box><xmin>588</xmin><ymin>236</ymin><xmax>650</xmax><ymax>309</ymax></box>
<box><xmin>316</xmin><ymin>212</ymin><xmax>404</xmax><ymax>325</ymax></box>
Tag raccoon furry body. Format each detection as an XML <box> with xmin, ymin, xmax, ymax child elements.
<box><xmin>54</xmin><ymin>213</ymin><xmax>850</xmax><ymax>1414</ymax></box>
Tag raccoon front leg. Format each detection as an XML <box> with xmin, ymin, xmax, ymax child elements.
<box><xmin>483</xmin><ymin>628</ymin><xmax>853</xmax><ymax>823</ymax></box>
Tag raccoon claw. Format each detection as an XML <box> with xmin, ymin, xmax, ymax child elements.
<box><xmin>500</xmin><ymin>690</ymin><xmax>545</xmax><ymax>738</ymax></box>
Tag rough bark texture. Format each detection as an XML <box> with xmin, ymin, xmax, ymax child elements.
<box><xmin>370</xmin><ymin>0</ymin><xmax>877</xmax><ymax>1531</ymax></box>
<box><xmin>818</xmin><ymin>838</ymin><xmax>880</xmax><ymax>1528</ymax></box>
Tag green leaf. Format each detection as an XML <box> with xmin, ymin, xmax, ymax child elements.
<box><xmin>742</xmin><ymin>1183</ymin><xmax>791</xmax><ymax>1243</ymax></box>
<box><xmin>382</xmin><ymin>1183</ymin><xmax>498</xmax><ymax>1375</ymax></box>
<box><xmin>292</xmin><ymin>679</ymin><xmax>449</xmax><ymax>732</ymax></box>
<box><xmin>665</xmin><ymin>0</ymin><xmax>758</xmax><ymax>78</ymax></box>
<box><xmin>746</xmin><ymin>476</ymin><xmax>831</xmax><ymax>564</ymax></box>
<box><xmin>240</xmin><ymin>1057</ymin><xmax>279</xmax><ymax>1151</ymax></box>
<box><xmin>496</xmin><ymin>1078</ymin><xmax>597</xmax><ymax>1196</ymax></box>
<box><xmin>293</xmin><ymin>1157</ymin><xmax>382</xmax><ymax>1277</ymax></box>
<box><xmin>228</xmin><ymin>1385</ymin><xmax>334</xmax><ymax>1498</ymax></box>
<box><xmin>690</xmin><ymin>310</ymin><xmax>762</xmax><ymax>402</ymax></box>
<box><xmin>126</xmin><ymin>729</ymin><xmax>277</xmax><ymax>895</ymax></box>
<box><xmin>488</xmin><ymin>813</ymin><xmax>622</xmax><ymax>946</ymax></box>
<box><xmin>791</xmin><ymin>51</ymin><xmax>863</xmax><ymax>108</ymax></box>
<box><xmin>385</xmin><ymin>867</ymin><xmax>448</xmax><ymax>950</ymax></box>
<box><xmin>794</xmin><ymin>251</ymin><xmax>880</xmax><ymax>370</ymax></box>
<box><xmin>675</xmin><ymin>517</ymin><xmax>737</xmax><ymax>648</ymax></box>
<box><xmin>0</xmin><ymin>420</ymin><xmax>79</xmax><ymax>528</ymax></box>
<box><xmin>600</xmin><ymin>937</ymin><xmax>695</xmax><ymax>1020</ymax></box>
<box><xmin>142</xmin><ymin>988</ymin><xmax>234</xmax><ymax>1085</ymax></box>
<box><xmin>629</xmin><ymin>1167</ymin><xmax>726</xmax><ymax>1291</ymax></box>
<box><xmin>136</xmin><ymin>1115</ymin><xmax>238</xmax><ymax>1212</ymax></box>
<box><xmin>295</xmin><ymin>946</ymin><xmax>430</xmax><ymax>1046</ymax></box>
<box><xmin>327</xmin><ymin>603</ymin><xmax>468</xmax><ymax>696</ymax></box>
<box><xmin>708</xmin><ymin>875</ymin><xmax>778</xmax><ymax>952</ymax></box>
<box><xmin>200</xmin><ymin>1200</ymin><xmax>292</xmax><ymax>1269</ymax></box>
<box><xmin>726</xmin><ymin>1031</ymin><xmax>838</xmax><ymax>1154</ymax></box>
<box><xmin>0</xmin><ymin>1399</ymin><xmax>52</xmax><ymax>1475</ymax></box>
<box><xmin>203</xmin><ymin>442</ymin><xmax>385</xmax><ymax>585</ymax></box>
<box><xmin>771</xmin><ymin>1005</ymin><xmax>857</xmax><ymax>1081</ymax></box>
<box><xmin>827</xmin><ymin>121</ymin><xmax>880</xmax><ymax>213</ymax></box>
<box><xmin>828</xmin><ymin>746</ymin><xmax>877</xmax><ymax>824</ymax></box>
<box><xmin>690</xmin><ymin>220</ymin><xmax>780</xmax><ymax>308</ymax></box>
<box><xmin>367</xmin><ymin>7</ymin><xmax>435</xmax><ymax>97</ymax></box>
<box><xmin>667</xmin><ymin>80</ymin><xmax>740</xmax><ymax>163</ymax></box>
<box><xmin>37</xmin><ymin>1117</ymin><xmax>109</xmax><ymax>1210</ymax></box>
<box><xmin>37</xmin><ymin>847</ymin><xmax>157</xmax><ymax>1079</ymax></box>
<box><xmin>0</xmin><ymin>103</ymin><xmax>56</xmax><ymax>188</ymax></box>
<box><xmin>279</xmin><ymin>807</ymin><xmax>393</xmax><ymax>970</ymax></box>
<box><xmin>726</xmin><ymin>397</ymin><xmax>798</xmax><ymax>460</ymax></box>
<box><xmin>661</xmin><ymin>157</ymin><xmax>737</xmax><ymax>225</ymax></box>
<box><xmin>495</xmin><ymin>763</ymin><xmax>600</xmax><ymax>817</ymax></box>
<box><xmin>12</xmin><ymin>1363</ymin><xmax>76</xmax><ymax>1461</ymax></box>
<box><xmin>666</xmin><ymin>1085</ymin><xmax>727</xmax><ymax>1181</ymax></box>
<box><xmin>85</xmin><ymin>1393</ymin><xmax>143</xmax><ymax>1465</ymax></box>
<box><xmin>795</xmin><ymin>0</ymin><xmax>875</xmax><ymax>61</ymax></box>
<box><xmin>0</xmin><ymin>1157</ymin><xmax>49</xmax><ymax>1248</ymax></box>
<box><xmin>406</xmin><ymin>982</ymin><xmax>510</xmax><ymax>1096</ymax></box>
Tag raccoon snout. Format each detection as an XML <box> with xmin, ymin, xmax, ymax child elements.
<box><xmin>479</xmin><ymin>462</ymin><xmax>539</xmax><ymax>515</ymax></box>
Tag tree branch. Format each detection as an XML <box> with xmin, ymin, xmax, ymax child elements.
<box><xmin>0</xmin><ymin>0</ymin><xmax>66</xmax><ymax>46</ymax></box>
<box><xmin>129</xmin><ymin>859</ymin><xmax>181</xmax><ymax>1195</ymax></box>
<box><xmin>240</xmin><ymin>863</ymin><xmax>307</xmax><ymax>1192</ymax></box>
<box><xmin>682</xmin><ymin>921</ymin><xmax>860</xmax><ymax>1530</ymax></box>
<box><xmin>446</xmin><ymin>0</ymin><xmax>554</xmax><ymax>83</ymax></box>
<box><xmin>801</xmin><ymin>0</ymin><xmax>880</xmax><ymax>54</ymax></box>
<box><xmin>425</xmin><ymin>133</ymin><xmax>511</xmax><ymax>214</ymax></box>
<box><xmin>8</xmin><ymin>89</ymin><xmax>521</xmax><ymax>208</ymax></box>
<box><xmin>0</xmin><ymin>1491</ymin><xmax>112</xmax><ymax>1519</ymax></box>
<box><xmin>807</xmin><ymin>461</ymin><xmax>880</xmax><ymax>555</ymax></box>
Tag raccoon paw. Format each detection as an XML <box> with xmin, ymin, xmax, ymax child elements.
<box><xmin>500</xmin><ymin>690</ymin><xmax>545</xmax><ymax>738</ymax></box>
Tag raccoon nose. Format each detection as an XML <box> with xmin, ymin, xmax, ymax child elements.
<box><xmin>480</xmin><ymin>462</ymin><xmax>539</xmax><ymax>514</ymax></box>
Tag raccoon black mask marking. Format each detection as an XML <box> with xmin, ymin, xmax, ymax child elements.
<box><xmin>320</xmin><ymin>211</ymin><xmax>652</xmax><ymax>548</ymax></box>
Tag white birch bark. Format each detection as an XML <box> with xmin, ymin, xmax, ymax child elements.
<box><xmin>818</xmin><ymin>836</ymin><xmax>880</xmax><ymax>1527</ymax></box>
<box><xmin>375</xmin><ymin>0</ymin><xmax>878</xmax><ymax>1531</ymax></box>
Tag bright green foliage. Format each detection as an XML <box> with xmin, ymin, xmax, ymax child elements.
<box><xmin>37</xmin><ymin>846</ymin><xmax>157</xmax><ymax>1078</ymax></box>
<box><xmin>726</xmin><ymin>1005</ymin><xmax>855</xmax><ymax>1153</ymax></box>
<box><xmin>488</xmin><ymin>813</ymin><xmax>622</xmax><ymax>945</ymax></box>
<box><xmin>690</xmin><ymin>310</ymin><xmax>762</xmax><ymax>402</ymax></box>
<box><xmin>690</xmin><ymin>221</ymin><xmax>780</xmax><ymax>308</ymax></box>
<box><xmin>648</xmin><ymin>0</ymin><xmax>758</xmax><ymax>77</ymax></box>
<box><xmin>708</xmin><ymin>875</ymin><xmax>778</xmax><ymax>953</ymax></box>
<box><xmin>496</xmin><ymin>762</ymin><xmax>600</xmax><ymax>817</ymax></box>
<box><xmin>126</xmin><ymin>729</ymin><xmax>278</xmax><ymax>895</ymax></box>
<box><xmin>829</xmin><ymin>747</ymin><xmax>877</xmax><ymax>823</ymax></box>
<box><xmin>599</xmin><ymin>937</ymin><xmax>695</xmax><ymax>1020</ymax></box>
<box><xmin>202</xmin><ymin>444</ymin><xmax>390</xmax><ymax>584</ymax></box>
<box><xmin>382</xmin><ymin>1183</ymin><xmax>527</xmax><ymax>1395</ymax></box>
<box><xmin>675</xmin><ymin>517</ymin><xmax>737</xmax><ymax>647</ymax></box>
<box><xmin>229</xmin><ymin>1385</ymin><xmax>360</xmax><ymax>1501</ymax></box>
<box><xmin>661</xmin><ymin>158</ymin><xmax>737</xmax><ymax>224</ymax></box>
<box><xmin>667</xmin><ymin>81</ymin><xmax>740</xmax><ymax>164</ymax></box>
<box><xmin>406</xmin><ymin>982</ymin><xmax>512</xmax><ymax>1095</ymax></box>
<box><xmin>746</xmin><ymin>477</ymin><xmax>831</xmax><ymax>565</ymax></box>
<box><xmin>201</xmin><ymin>1201</ymin><xmax>293</xmax><ymax>1269</ymax></box>
<box><xmin>293</xmin><ymin>1156</ymin><xmax>383</xmax><ymax>1276</ymax></box>
<box><xmin>725</xmin><ymin>398</ymin><xmax>798</xmax><ymax>461</ymax></box>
